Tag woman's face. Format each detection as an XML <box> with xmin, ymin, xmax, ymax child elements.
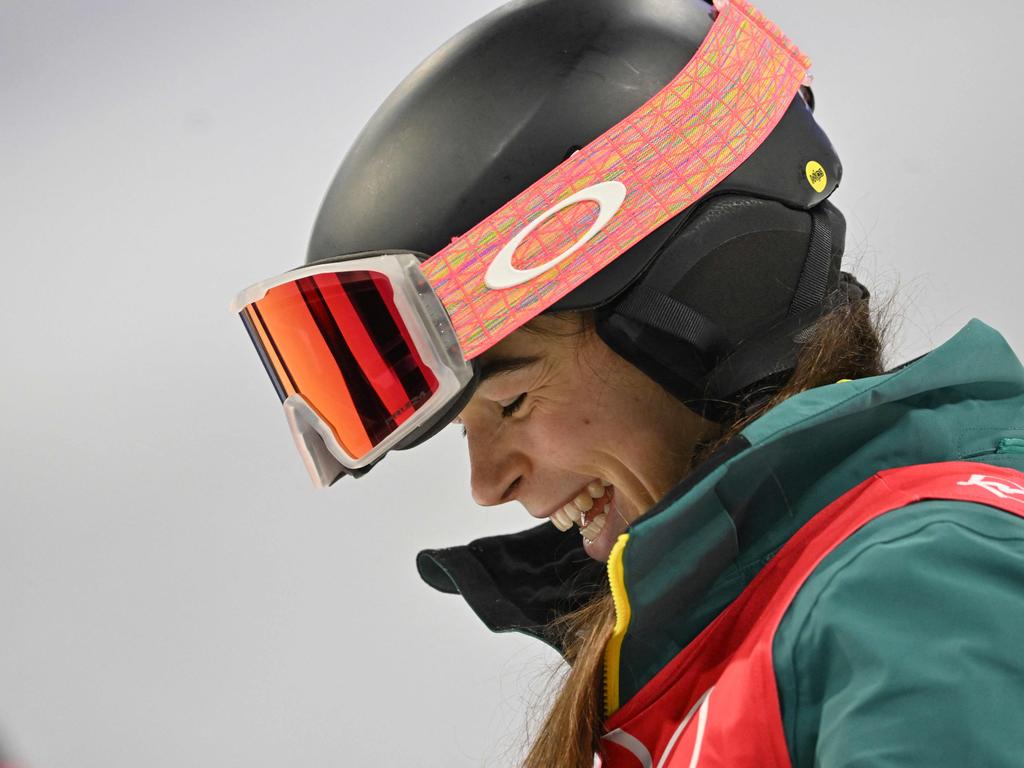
<box><xmin>458</xmin><ymin>315</ymin><xmax>718</xmax><ymax>561</ymax></box>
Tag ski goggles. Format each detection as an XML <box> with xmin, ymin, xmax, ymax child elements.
<box><xmin>232</xmin><ymin>0</ymin><xmax>812</xmax><ymax>486</ymax></box>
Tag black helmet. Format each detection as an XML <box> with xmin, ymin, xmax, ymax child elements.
<box><xmin>308</xmin><ymin>0</ymin><xmax>863</xmax><ymax>421</ymax></box>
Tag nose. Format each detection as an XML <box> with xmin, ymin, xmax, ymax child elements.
<box><xmin>465</xmin><ymin>421</ymin><xmax>528</xmax><ymax>507</ymax></box>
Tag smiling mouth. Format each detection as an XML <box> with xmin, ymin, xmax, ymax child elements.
<box><xmin>548</xmin><ymin>479</ymin><xmax>613</xmax><ymax>542</ymax></box>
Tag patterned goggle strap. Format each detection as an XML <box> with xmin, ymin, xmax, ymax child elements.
<box><xmin>420</xmin><ymin>0</ymin><xmax>813</xmax><ymax>360</ymax></box>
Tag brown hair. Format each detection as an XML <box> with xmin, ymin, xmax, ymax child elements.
<box><xmin>522</xmin><ymin>298</ymin><xmax>887</xmax><ymax>767</ymax></box>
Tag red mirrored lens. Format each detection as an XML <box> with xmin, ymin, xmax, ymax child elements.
<box><xmin>240</xmin><ymin>270</ymin><xmax>439</xmax><ymax>459</ymax></box>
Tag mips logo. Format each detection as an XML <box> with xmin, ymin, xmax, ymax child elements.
<box><xmin>805</xmin><ymin>160</ymin><xmax>827</xmax><ymax>193</ymax></box>
<box><xmin>484</xmin><ymin>180</ymin><xmax>627</xmax><ymax>290</ymax></box>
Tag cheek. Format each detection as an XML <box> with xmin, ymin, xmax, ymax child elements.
<box><xmin>520</xmin><ymin>397</ymin><xmax>603</xmax><ymax>460</ymax></box>
<box><xmin>524</xmin><ymin>395</ymin><xmax>627</xmax><ymax>468</ymax></box>
<box><xmin>562</xmin><ymin>383</ymin><xmax>683</xmax><ymax>465</ymax></box>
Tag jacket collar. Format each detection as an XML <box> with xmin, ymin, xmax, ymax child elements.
<box><xmin>613</xmin><ymin>318</ymin><xmax>1024</xmax><ymax>702</ymax></box>
<box><xmin>417</xmin><ymin>320</ymin><xmax>1024</xmax><ymax>668</ymax></box>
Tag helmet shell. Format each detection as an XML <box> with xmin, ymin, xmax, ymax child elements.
<box><xmin>308</xmin><ymin>0</ymin><xmax>841</xmax><ymax>305</ymax></box>
<box><xmin>308</xmin><ymin>0</ymin><xmax>851</xmax><ymax>420</ymax></box>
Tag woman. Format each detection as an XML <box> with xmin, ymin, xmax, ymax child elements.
<box><xmin>234</xmin><ymin>0</ymin><xmax>1024</xmax><ymax>764</ymax></box>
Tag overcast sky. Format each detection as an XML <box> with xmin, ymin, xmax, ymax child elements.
<box><xmin>2</xmin><ymin>1</ymin><xmax>1022</xmax><ymax>766</ymax></box>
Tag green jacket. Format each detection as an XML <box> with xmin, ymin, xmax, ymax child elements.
<box><xmin>419</xmin><ymin>319</ymin><xmax>1024</xmax><ymax>765</ymax></box>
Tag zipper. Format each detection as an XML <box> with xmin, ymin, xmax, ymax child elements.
<box><xmin>603</xmin><ymin>533</ymin><xmax>632</xmax><ymax>718</ymax></box>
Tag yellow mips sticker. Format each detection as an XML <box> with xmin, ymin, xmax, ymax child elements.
<box><xmin>805</xmin><ymin>161</ymin><xmax>828</xmax><ymax>193</ymax></box>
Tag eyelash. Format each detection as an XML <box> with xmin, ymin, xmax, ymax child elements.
<box><xmin>458</xmin><ymin>393</ymin><xmax>527</xmax><ymax>437</ymax></box>
<box><xmin>501</xmin><ymin>393</ymin><xmax>527</xmax><ymax>418</ymax></box>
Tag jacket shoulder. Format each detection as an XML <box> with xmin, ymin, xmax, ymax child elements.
<box><xmin>774</xmin><ymin>499</ymin><xmax>1024</xmax><ymax>768</ymax></box>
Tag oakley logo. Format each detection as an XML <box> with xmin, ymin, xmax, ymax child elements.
<box><xmin>484</xmin><ymin>180</ymin><xmax>627</xmax><ymax>290</ymax></box>
<box><xmin>956</xmin><ymin>474</ymin><xmax>1024</xmax><ymax>504</ymax></box>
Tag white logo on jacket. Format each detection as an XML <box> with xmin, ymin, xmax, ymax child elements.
<box><xmin>483</xmin><ymin>180</ymin><xmax>627</xmax><ymax>290</ymax></box>
<box><xmin>957</xmin><ymin>474</ymin><xmax>1024</xmax><ymax>503</ymax></box>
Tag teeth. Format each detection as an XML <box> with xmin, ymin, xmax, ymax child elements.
<box><xmin>553</xmin><ymin>483</ymin><xmax>613</xmax><ymax>533</ymax></box>
<box><xmin>563</xmin><ymin>503</ymin><xmax>581</xmax><ymax>523</ymax></box>
<box><xmin>580</xmin><ymin>511</ymin><xmax>607</xmax><ymax>540</ymax></box>
<box><xmin>573</xmin><ymin>492</ymin><xmax>594</xmax><ymax>512</ymax></box>
<box><xmin>550</xmin><ymin>508</ymin><xmax>573</xmax><ymax>532</ymax></box>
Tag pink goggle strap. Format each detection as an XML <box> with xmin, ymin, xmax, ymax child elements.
<box><xmin>419</xmin><ymin>0</ymin><xmax>812</xmax><ymax>360</ymax></box>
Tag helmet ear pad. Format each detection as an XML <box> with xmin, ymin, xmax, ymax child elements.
<box><xmin>595</xmin><ymin>195</ymin><xmax>846</xmax><ymax>420</ymax></box>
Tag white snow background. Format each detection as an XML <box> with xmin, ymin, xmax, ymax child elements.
<box><xmin>2</xmin><ymin>1</ymin><xmax>1022</xmax><ymax>766</ymax></box>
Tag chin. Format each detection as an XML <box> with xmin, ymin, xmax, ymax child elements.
<box><xmin>582</xmin><ymin>531</ymin><xmax>616</xmax><ymax>561</ymax></box>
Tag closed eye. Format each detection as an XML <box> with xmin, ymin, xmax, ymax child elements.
<box><xmin>457</xmin><ymin>391</ymin><xmax>528</xmax><ymax>438</ymax></box>
<box><xmin>501</xmin><ymin>393</ymin><xmax>527</xmax><ymax>418</ymax></box>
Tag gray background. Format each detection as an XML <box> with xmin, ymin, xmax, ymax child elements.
<box><xmin>2</xmin><ymin>1</ymin><xmax>1022</xmax><ymax>766</ymax></box>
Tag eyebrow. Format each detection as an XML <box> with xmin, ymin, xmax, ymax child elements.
<box><xmin>478</xmin><ymin>354</ymin><xmax>542</xmax><ymax>383</ymax></box>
